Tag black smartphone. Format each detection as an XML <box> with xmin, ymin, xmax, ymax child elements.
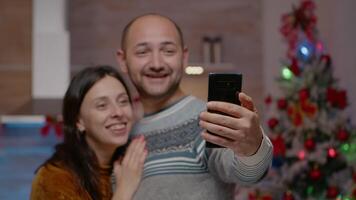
<box><xmin>205</xmin><ymin>73</ymin><xmax>243</xmax><ymax>148</ymax></box>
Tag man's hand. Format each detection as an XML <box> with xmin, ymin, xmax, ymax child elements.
<box><xmin>199</xmin><ymin>92</ymin><xmax>263</xmax><ymax>156</ymax></box>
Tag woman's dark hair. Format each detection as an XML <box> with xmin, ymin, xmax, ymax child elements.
<box><xmin>42</xmin><ymin>65</ymin><xmax>131</xmax><ymax>199</ymax></box>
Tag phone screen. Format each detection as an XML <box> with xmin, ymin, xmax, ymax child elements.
<box><xmin>206</xmin><ymin>73</ymin><xmax>242</xmax><ymax>148</ymax></box>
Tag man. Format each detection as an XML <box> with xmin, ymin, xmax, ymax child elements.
<box><xmin>116</xmin><ymin>13</ymin><xmax>273</xmax><ymax>200</ymax></box>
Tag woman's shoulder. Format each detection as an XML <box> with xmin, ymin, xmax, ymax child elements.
<box><xmin>35</xmin><ymin>162</ymin><xmax>73</xmax><ymax>181</ymax></box>
<box><xmin>30</xmin><ymin>162</ymin><xmax>88</xmax><ymax>199</ymax></box>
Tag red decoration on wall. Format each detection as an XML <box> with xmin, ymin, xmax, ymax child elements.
<box><xmin>40</xmin><ymin>115</ymin><xmax>63</xmax><ymax>138</ymax></box>
<box><xmin>265</xmin><ymin>95</ymin><xmax>272</xmax><ymax>105</ymax></box>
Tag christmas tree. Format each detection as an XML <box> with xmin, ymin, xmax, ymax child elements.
<box><xmin>240</xmin><ymin>1</ymin><xmax>356</xmax><ymax>199</ymax></box>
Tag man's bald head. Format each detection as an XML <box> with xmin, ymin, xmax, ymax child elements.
<box><xmin>120</xmin><ymin>13</ymin><xmax>184</xmax><ymax>51</ymax></box>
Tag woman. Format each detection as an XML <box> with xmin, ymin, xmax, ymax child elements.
<box><xmin>30</xmin><ymin>65</ymin><xmax>147</xmax><ymax>200</ymax></box>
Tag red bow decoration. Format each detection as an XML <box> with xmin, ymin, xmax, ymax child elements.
<box><xmin>280</xmin><ymin>0</ymin><xmax>317</xmax><ymax>60</ymax></box>
<box><xmin>40</xmin><ymin>115</ymin><xmax>63</xmax><ymax>138</ymax></box>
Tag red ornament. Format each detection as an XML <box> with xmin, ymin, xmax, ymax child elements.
<box><xmin>326</xmin><ymin>87</ymin><xmax>337</xmax><ymax>105</ymax></box>
<box><xmin>262</xmin><ymin>195</ymin><xmax>273</xmax><ymax>200</ymax></box>
<box><xmin>320</xmin><ymin>54</ymin><xmax>331</xmax><ymax>65</ymax></box>
<box><xmin>336</xmin><ymin>129</ymin><xmax>349</xmax><ymax>141</ymax></box>
<box><xmin>277</xmin><ymin>98</ymin><xmax>288</xmax><ymax>110</ymax></box>
<box><xmin>309</xmin><ymin>167</ymin><xmax>322</xmax><ymax>181</ymax></box>
<box><xmin>326</xmin><ymin>88</ymin><xmax>348</xmax><ymax>109</ymax></box>
<box><xmin>290</xmin><ymin>58</ymin><xmax>300</xmax><ymax>76</ymax></box>
<box><xmin>299</xmin><ymin>89</ymin><xmax>309</xmax><ymax>102</ymax></box>
<box><xmin>248</xmin><ymin>193</ymin><xmax>256</xmax><ymax>200</ymax></box>
<box><xmin>301</xmin><ymin>0</ymin><xmax>316</xmax><ymax>11</ymax></box>
<box><xmin>353</xmin><ymin>187</ymin><xmax>356</xmax><ymax>198</ymax></box>
<box><xmin>336</xmin><ymin>90</ymin><xmax>347</xmax><ymax>109</ymax></box>
<box><xmin>287</xmin><ymin>106</ymin><xmax>294</xmax><ymax>117</ymax></box>
<box><xmin>326</xmin><ymin>186</ymin><xmax>339</xmax><ymax>198</ymax></box>
<box><xmin>304</xmin><ymin>138</ymin><xmax>315</xmax><ymax>151</ymax></box>
<box><xmin>301</xmin><ymin>101</ymin><xmax>317</xmax><ymax>116</ymax></box>
<box><xmin>282</xmin><ymin>191</ymin><xmax>295</xmax><ymax>200</ymax></box>
<box><xmin>268</xmin><ymin>118</ymin><xmax>279</xmax><ymax>130</ymax></box>
<box><xmin>293</xmin><ymin>111</ymin><xmax>303</xmax><ymax>127</ymax></box>
<box><xmin>272</xmin><ymin>135</ymin><xmax>286</xmax><ymax>156</ymax></box>
<box><xmin>353</xmin><ymin>172</ymin><xmax>356</xmax><ymax>183</ymax></box>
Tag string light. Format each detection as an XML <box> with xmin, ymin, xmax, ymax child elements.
<box><xmin>298</xmin><ymin>150</ymin><xmax>305</xmax><ymax>160</ymax></box>
<box><xmin>296</xmin><ymin>40</ymin><xmax>315</xmax><ymax>62</ymax></box>
<box><xmin>307</xmin><ymin>186</ymin><xmax>314</xmax><ymax>196</ymax></box>
<box><xmin>316</xmin><ymin>41</ymin><xmax>324</xmax><ymax>52</ymax></box>
<box><xmin>185</xmin><ymin>66</ymin><xmax>204</xmax><ymax>75</ymax></box>
<box><xmin>282</xmin><ymin>67</ymin><xmax>293</xmax><ymax>80</ymax></box>
<box><xmin>328</xmin><ymin>148</ymin><xmax>337</xmax><ymax>158</ymax></box>
<box><xmin>341</xmin><ymin>143</ymin><xmax>350</xmax><ymax>152</ymax></box>
<box><xmin>350</xmin><ymin>143</ymin><xmax>356</xmax><ymax>151</ymax></box>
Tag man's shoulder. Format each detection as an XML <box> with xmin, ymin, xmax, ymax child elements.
<box><xmin>167</xmin><ymin>95</ymin><xmax>206</xmax><ymax>115</ymax></box>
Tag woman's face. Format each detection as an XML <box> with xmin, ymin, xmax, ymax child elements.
<box><xmin>77</xmin><ymin>75</ymin><xmax>133</xmax><ymax>153</ymax></box>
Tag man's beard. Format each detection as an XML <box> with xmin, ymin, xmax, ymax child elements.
<box><xmin>137</xmin><ymin>78</ymin><xmax>181</xmax><ymax>100</ymax></box>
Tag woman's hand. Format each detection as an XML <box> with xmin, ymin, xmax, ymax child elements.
<box><xmin>112</xmin><ymin>135</ymin><xmax>147</xmax><ymax>200</ymax></box>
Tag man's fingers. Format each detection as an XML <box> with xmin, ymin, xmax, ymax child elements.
<box><xmin>206</xmin><ymin>101</ymin><xmax>244</xmax><ymax>118</ymax></box>
<box><xmin>200</xmin><ymin>111</ymin><xmax>248</xmax><ymax>131</ymax></box>
<box><xmin>199</xmin><ymin>119</ymin><xmax>244</xmax><ymax>140</ymax></box>
<box><xmin>239</xmin><ymin>92</ymin><xmax>256</xmax><ymax>112</ymax></box>
<box><xmin>201</xmin><ymin>131</ymin><xmax>234</xmax><ymax>148</ymax></box>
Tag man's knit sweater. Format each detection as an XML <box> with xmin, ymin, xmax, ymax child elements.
<box><xmin>131</xmin><ymin>96</ymin><xmax>273</xmax><ymax>200</ymax></box>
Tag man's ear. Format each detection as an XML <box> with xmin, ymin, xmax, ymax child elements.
<box><xmin>182</xmin><ymin>46</ymin><xmax>189</xmax><ymax>68</ymax></box>
<box><xmin>116</xmin><ymin>49</ymin><xmax>128</xmax><ymax>73</ymax></box>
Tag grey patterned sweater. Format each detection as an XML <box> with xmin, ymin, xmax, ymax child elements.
<box><xmin>130</xmin><ymin>96</ymin><xmax>273</xmax><ymax>200</ymax></box>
